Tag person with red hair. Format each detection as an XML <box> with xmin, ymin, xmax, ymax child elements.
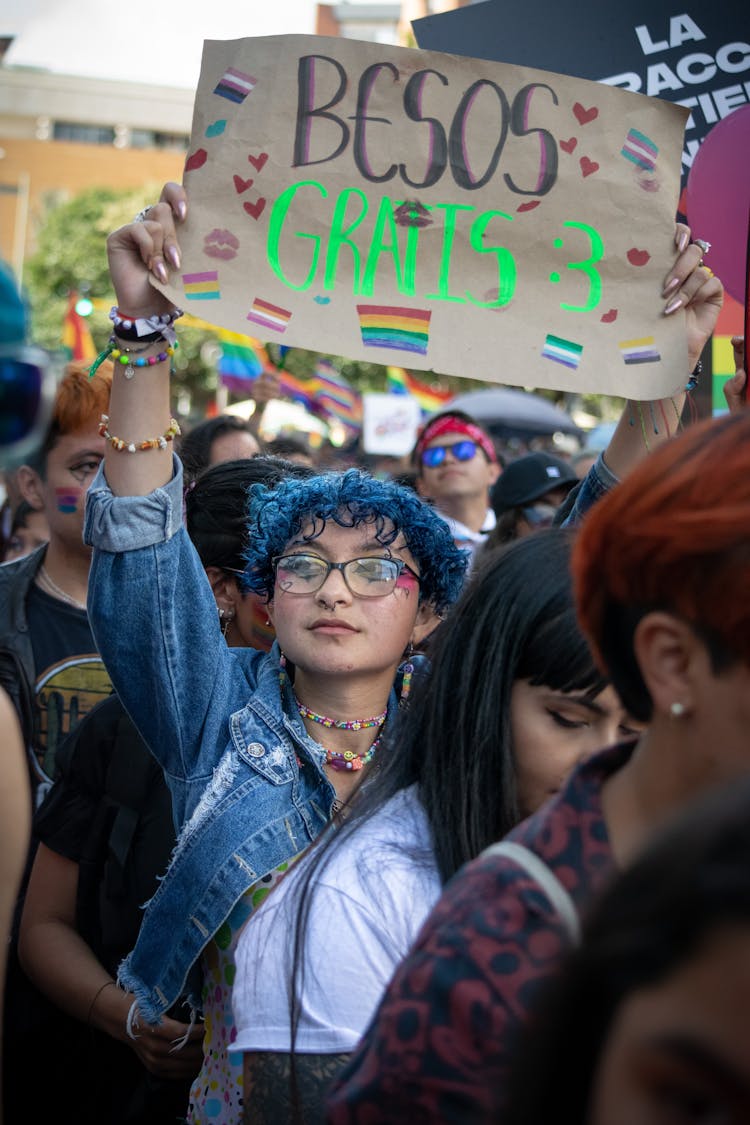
<box><xmin>327</xmin><ymin>407</ymin><xmax>750</xmax><ymax>1125</ymax></box>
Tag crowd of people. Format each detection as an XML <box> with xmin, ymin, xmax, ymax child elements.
<box><xmin>1</xmin><ymin>158</ymin><xmax>748</xmax><ymax>1125</ymax></box>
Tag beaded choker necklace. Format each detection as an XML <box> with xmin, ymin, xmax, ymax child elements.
<box><xmin>294</xmin><ymin>697</ymin><xmax>387</xmax><ymax>731</ymax></box>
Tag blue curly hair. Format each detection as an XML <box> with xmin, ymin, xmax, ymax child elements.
<box><xmin>242</xmin><ymin>468</ymin><xmax>467</xmax><ymax>615</ymax></box>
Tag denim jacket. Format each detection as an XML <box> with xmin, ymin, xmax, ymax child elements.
<box><xmin>83</xmin><ymin>459</ymin><xmax>407</xmax><ymax>1023</ymax></box>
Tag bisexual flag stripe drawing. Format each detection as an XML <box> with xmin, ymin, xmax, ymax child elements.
<box><xmin>214</xmin><ymin>67</ymin><xmax>256</xmax><ymax>103</ymax></box>
<box><xmin>542</xmin><ymin>334</ymin><xmax>583</xmax><ymax>369</ymax></box>
<box><xmin>183</xmin><ymin>272</ymin><xmax>221</xmax><ymax>300</ymax></box>
<box><xmin>357</xmin><ymin>306</ymin><xmax>431</xmax><ymax>355</ymax></box>
<box><xmin>621</xmin><ymin>128</ymin><xmax>658</xmax><ymax>171</ymax></box>
<box><xmin>246</xmin><ymin>298</ymin><xmax>292</xmax><ymax>334</ymax></box>
<box><xmin>619</xmin><ymin>336</ymin><xmax>661</xmax><ymax>364</ymax></box>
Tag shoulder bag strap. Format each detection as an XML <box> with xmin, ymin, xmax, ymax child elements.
<box><xmin>480</xmin><ymin>840</ymin><xmax>581</xmax><ymax>944</ymax></box>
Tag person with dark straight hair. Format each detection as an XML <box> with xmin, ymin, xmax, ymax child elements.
<box><xmin>328</xmin><ymin>408</ymin><xmax>750</xmax><ymax>1125</ymax></box>
<box><xmin>177</xmin><ymin>414</ymin><xmax>261</xmax><ymax>485</ymax></box>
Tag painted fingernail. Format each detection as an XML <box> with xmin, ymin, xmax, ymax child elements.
<box><xmin>678</xmin><ymin>232</ymin><xmax>689</xmax><ymax>253</ymax></box>
<box><xmin>166</xmin><ymin>245</ymin><xmax>181</xmax><ymax>269</ymax></box>
<box><xmin>662</xmin><ymin>276</ymin><xmax>680</xmax><ymax>296</ymax></box>
<box><xmin>664</xmin><ymin>297</ymin><xmax>683</xmax><ymax>315</ymax></box>
<box><xmin>154</xmin><ymin>261</ymin><xmax>168</xmax><ymax>284</ymax></box>
<box><xmin>177</xmin><ymin>201</ymin><xmax>187</xmax><ymax>221</ymax></box>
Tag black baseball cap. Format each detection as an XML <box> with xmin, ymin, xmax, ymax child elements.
<box><xmin>490</xmin><ymin>452</ymin><xmax>578</xmax><ymax>514</ymax></box>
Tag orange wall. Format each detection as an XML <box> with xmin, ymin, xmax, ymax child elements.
<box><xmin>0</xmin><ymin>137</ymin><xmax>185</xmax><ymax>267</ymax></box>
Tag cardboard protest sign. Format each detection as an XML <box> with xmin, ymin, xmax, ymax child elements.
<box><xmin>156</xmin><ymin>34</ymin><xmax>690</xmax><ymax>398</ymax></box>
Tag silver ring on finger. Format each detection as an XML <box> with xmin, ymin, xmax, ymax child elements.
<box><xmin>133</xmin><ymin>205</ymin><xmax>154</xmax><ymax>223</ymax></box>
<box><xmin>692</xmin><ymin>237</ymin><xmax>711</xmax><ymax>258</ymax></box>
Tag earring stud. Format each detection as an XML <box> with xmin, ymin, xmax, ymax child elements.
<box><xmin>670</xmin><ymin>701</ymin><xmax>686</xmax><ymax>718</ymax></box>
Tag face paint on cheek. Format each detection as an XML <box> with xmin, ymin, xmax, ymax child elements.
<box><xmin>55</xmin><ymin>488</ymin><xmax>81</xmax><ymax>514</ymax></box>
<box><xmin>395</xmin><ymin>572</ymin><xmax>419</xmax><ymax>592</ymax></box>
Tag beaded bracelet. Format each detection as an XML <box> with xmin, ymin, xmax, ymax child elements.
<box><xmin>99</xmin><ymin>414</ymin><xmax>181</xmax><ymax>452</ymax></box>
<box><xmin>112</xmin><ymin>342</ymin><xmax>176</xmax><ymax>379</ymax></box>
<box><xmin>686</xmin><ymin>358</ymin><xmax>702</xmax><ymax>393</ymax></box>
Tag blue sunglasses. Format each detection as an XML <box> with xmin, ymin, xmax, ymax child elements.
<box><xmin>0</xmin><ymin>345</ymin><xmax>61</xmax><ymax>467</ymax></box>
<box><xmin>421</xmin><ymin>439</ymin><xmax>478</xmax><ymax>468</ymax></box>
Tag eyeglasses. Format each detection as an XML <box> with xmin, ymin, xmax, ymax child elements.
<box><xmin>421</xmin><ymin>440</ymin><xmax>478</xmax><ymax>468</ymax></box>
<box><xmin>273</xmin><ymin>553</ymin><xmax>420</xmax><ymax>598</ymax></box>
<box><xmin>0</xmin><ymin>344</ymin><xmax>62</xmax><ymax>468</ymax></box>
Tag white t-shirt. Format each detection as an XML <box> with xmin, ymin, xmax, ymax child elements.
<box><xmin>231</xmin><ymin>785</ymin><xmax>440</xmax><ymax>1054</ymax></box>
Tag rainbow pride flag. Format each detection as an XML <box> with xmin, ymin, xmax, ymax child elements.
<box><xmin>357</xmin><ymin>305</ymin><xmax>431</xmax><ymax>356</ymax></box>
<box><xmin>61</xmin><ymin>292</ymin><xmax>95</xmax><ymax>360</ymax></box>
<box><xmin>216</xmin><ymin>329</ymin><xmax>269</xmax><ymax>394</ymax></box>
<box><xmin>386</xmin><ymin>366</ymin><xmax>454</xmax><ymax>414</ymax></box>
<box><xmin>313</xmin><ymin>359</ymin><xmax>362</xmax><ymax>434</ymax></box>
<box><xmin>278</xmin><ymin>370</ymin><xmax>319</xmax><ymax>410</ymax></box>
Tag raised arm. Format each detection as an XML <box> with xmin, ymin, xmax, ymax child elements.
<box><xmin>103</xmin><ymin>182</ymin><xmax>188</xmax><ymax>497</ymax></box>
<box><xmin>603</xmin><ymin>223</ymin><xmax>723</xmax><ymax>479</ymax></box>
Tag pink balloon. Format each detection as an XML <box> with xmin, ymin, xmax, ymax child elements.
<box><xmin>686</xmin><ymin>105</ymin><xmax>750</xmax><ymax>305</ymax></box>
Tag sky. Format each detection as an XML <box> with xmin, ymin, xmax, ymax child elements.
<box><xmin>2</xmin><ymin>0</ymin><xmax>323</xmax><ymax>88</ymax></box>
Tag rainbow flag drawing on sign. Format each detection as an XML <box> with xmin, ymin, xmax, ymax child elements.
<box><xmin>216</xmin><ymin>329</ymin><xmax>269</xmax><ymax>394</ymax></box>
<box><xmin>621</xmin><ymin>128</ymin><xmax>658</xmax><ymax>172</ymax></box>
<box><xmin>357</xmin><ymin>305</ymin><xmax>431</xmax><ymax>356</ymax></box>
<box><xmin>386</xmin><ymin>367</ymin><xmax>454</xmax><ymax>415</ymax></box>
<box><xmin>313</xmin><ymin>359</ymin><xmax>362</xmax><ymax>433</ymax></box>
<box><xmin>183</xmin><ymin>271</ymin><xmax>221</xmax><ymax>300</ymax></box>
<box><xmin>619</xmin><ymin>336</ymin><xmax>661</xmax><ymax>365</ymax></box>
<box><xmin>214</xmin><ymin>67</ymin><xmax>256</xmax><ymax>103</ymax></box>
<box><xmin>542</xmin><ymin>334</ymin><xmax>583</xmax><ymax>370</ymax></box>
<box><xmin>247</xmin><ymin>297</ymin><xmax>292</xmax><ymax>334</ymax></box>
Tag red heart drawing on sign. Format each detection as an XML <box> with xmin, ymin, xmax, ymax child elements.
<box><xmin>627</xmin><ymin>248</ymin><xmax>651</xmax><ymax>267</ymax></box>
<box><xmin>185</xmin><ymin>148</ymin><xmax>208</xmax><ymax>172</ymax></box>
<box><xmin>580</xmin><ymin>156</ymin><xmax>599</xmax><ymax>177</ymax></box>
<box><xmin>233</xmin><ymin>174</ymin><xmax>255</xmax><ymax>193</ymax></box>
<box><xmin>248</xmin><ymin>152</ymin><xmax>269</xmax><ymax>172</ymax></box>
<box><xmin>600</xmin><ymin>308</ymin><xmax>618</xmax><ymax>323</ymax></box>
<box><xmin>573</xmin><ymin>103</ymin><xmax>598</xmax><ymax>125</ymax></box>
<box><xmin>560</xmin><ymin>137</ymin><xmax>578</xmax><ymax>153</ymax></box>
<box><xmin>243</xmin><ymin>197</ymin><xmax>266</xmax><ymax>221</ymax></box>
<box><xmin>517</xmin><ymin>200</ymin><xmax>540</xmax><ymax>212</ymax></box>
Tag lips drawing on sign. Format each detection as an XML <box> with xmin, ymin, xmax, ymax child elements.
<box><xmin>560</xmin><ymin>137</ymin><xmax>577</xmax><ymax>153</ymax></box>
<box><xmin>243</xmin><ymin>198</ymin><xmax>266</xmax><ymax>220</ymax></box>
<box><xmin>600</xmin><ymin>309</ymin><xmax>618</xmax><ymax>323</ymax></box>
<box><xmin>185</xmin><ymin>148</ymin><xmax>208</xmax><ymax>172</ymax></box>
<box><xmin>517</xmin><ymin>200</ymin><xmax>540</xmax><ymax>212</ymax></box>
<box><xmin>233</xmin><ymin>174</ymin><xmax>255</xmax><ymax>193</ymax></box>
<box><xmin>627</xmin><ymin>248</ymin><xmax>651</xmax><ymax>267</ymax></box>
<box><xmin>580</xmin><ymin>157</ymin><xmax>599</xmax><ymax>177</ymax></box>
<box><xmin>573</xmin><ymin>103</ymin><xmax>599</xmax><ymax>125</ymax></box>
<box><xmin>247</xmin><ymin>152</ymin><xmax>269</xmax><ymax>173</ymax></box>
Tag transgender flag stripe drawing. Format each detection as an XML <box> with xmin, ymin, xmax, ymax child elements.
<box><xmin>621</xmin><ymin>128</ymin><xmax>658</xmax><ymax>171</ymax></box>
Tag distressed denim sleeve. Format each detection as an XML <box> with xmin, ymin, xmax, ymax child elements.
<box><xmin>556</xmin><ymin>453</ymin><xmax>619</xmax><ymax>530</ymax></box>
<box><xmin>84</xmin><ymin>457</ymin><xmax>253</xmax><ymax>789</ymax></box>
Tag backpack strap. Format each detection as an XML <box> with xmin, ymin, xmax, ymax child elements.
<box><xmin>480</xmin><ymin>840</ymin><xmax>581</xmax><ymax>944</ymax></box>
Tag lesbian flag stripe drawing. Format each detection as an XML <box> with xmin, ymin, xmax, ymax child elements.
<box><xmin>542</xmin><ymin>334</ymin><xmax>583</xmax><ymax>369</ymax></box>
<box><xmin>246</xmin><ymin>298</ymin><xmax>292</xmax><ymax>334</ymax></box>
<box><xmin>386</xmin><ymin>366</ymin><xmax>454</xmax><ymax>413</ymax></box>
<box><xmin>357</xmin><ymin>305</ymin><xmax>431</xmax><ymax>355</ymax></box>
<box><xmin>183</xmin><ymin>271</ymin><xmax>221</xmax><ymax>300</ymax></box>
<box><xmin>214</xmin><ymin>67</ymin><xmax>256</xmax><ymax>104</ymax></box>
<box><xmin>621</xmin><ymin>128</ymin><xmax>658</xmax><ymax>171</ymax></box>
<box><xmin>619</xmin><ymin>336</ymin><xmax>661</xmax><ymax>364</ymax></box>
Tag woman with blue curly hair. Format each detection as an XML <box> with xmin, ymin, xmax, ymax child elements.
<box><xmin>83</xmin><ymin>210</ymin><xmax>466</xmax><ymax>1124</ymax></box>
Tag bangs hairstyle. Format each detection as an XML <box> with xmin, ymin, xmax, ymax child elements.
<box><xmin>573</xmin><ymin>412</ymin><xmax>750</xmax><ymax>720</ymax></box>
<box><xmin>242</xmin><ymin>467</ymin><xmax>467</xmax><ymax>615</ymax></box>
<box><xmin>32</xmin><ymin>360</ymin><xmax>113</xmax><ymax>473</ymax></box>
